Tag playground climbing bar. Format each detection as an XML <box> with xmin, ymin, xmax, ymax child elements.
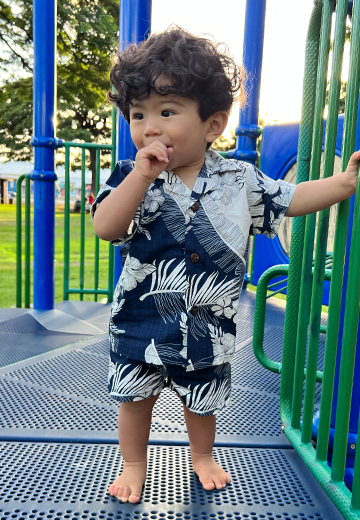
<box><xmin>114</xmin><ymin>0</ymin><xmax>152</xmax><ymax>285</ymax></box>
<box><xmin>62</xmin><ymin>136</ymin><xmax>116</xmax><ymax>303</ymax></box>
<box><xmin>228</xmin><ymin>0</ymin><xmax>265</xmax><ymax>164</ymax></box>
<box><xmin>29</xmin><ymin>0</ymin><xmax>59</xmax><ymax>310</ymax></box>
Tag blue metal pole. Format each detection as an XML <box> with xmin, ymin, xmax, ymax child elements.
<box><xmin>228</xmin><ymin>0</ymin><xmax>266</xmax><ymax>164</ymax></box>
<box><xmin>114</xmin><ymin>0</ymin><xmax>152</xmax><ymax>287</ymax></box>
<box><xmin>30</xmin><ymin>0</ymin><xmax>58</xmax><ymax>310</ymax></box>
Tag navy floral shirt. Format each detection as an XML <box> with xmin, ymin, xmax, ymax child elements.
<box><xmin>91</xmin><ymin>150</ymin><xmax>296</xmax><ymax>371</ymax></box>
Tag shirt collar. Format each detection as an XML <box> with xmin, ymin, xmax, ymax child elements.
<box><xmin>157</xmin><ymin>149</ymin><xmax>240</xmax><ymax>182</ymax></box>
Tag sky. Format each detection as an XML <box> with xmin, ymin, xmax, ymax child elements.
<box><xmin>152</xmin><ymin>0</ymin><xmax>316</xmax><ymax>131</ymax></box>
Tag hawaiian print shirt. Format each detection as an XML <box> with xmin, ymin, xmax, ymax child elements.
<box><xmin>91</xmin><ymin>150</ymin><xmax>296</xmax><ymax>371</ymax></box>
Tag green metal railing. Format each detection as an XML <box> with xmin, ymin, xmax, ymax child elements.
<box><xmin>63</xmin><ymin>106</ymin><xmax>117</xmax><ymax>302</ymax></box>
<box><xmin>16</xmin><ymin>106</ymin><xmax>117</xmax><ymax>307</ymax></box>
<box><xmin>16</xmin><ymin>174</ymin><xmax>32</xmax><ymax>308</ymax></box>
<box><xmin>254</xmin><ymin>0</ymin><xmax>360</xmax><ymax>517</ymax></box>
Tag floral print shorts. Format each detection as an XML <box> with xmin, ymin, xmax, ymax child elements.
<box><xmin>108</xmin><ymin>350</ymin><xmax>232</xmax><ymax>416</ymax></box>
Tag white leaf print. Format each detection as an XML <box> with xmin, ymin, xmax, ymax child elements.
<box><xmin>208</xmin><ymin>324</ymin><xmax>235</xmax><ymax>365</ymax></box>
<box><xmin>186</xmin><ymin>271</ymin><xmax>238</xmax><ymax>310</ymax></box>
<box><xmin>192</xmin><ymin>214</ymin><xmax>244</xmax><ymax>273</ymax></box>
<box><xmin>109</xmin><ymin>363</ymin><xmax>163</xmax><ymax>399</ymax></box>
<box><xmin>179</xmin><ymin>312</ymin><xmax>188</xmax><ymax>346</ymax></box>
<box><xmin>144</xmin><ymin>188</ymin><xmax>165</xmax><ymax>212</ymax></box>
<box><xmin>120</xmin><ymin>255</ymin><xmax>156</xmax><ymax>294</ymax></box>
<box><xmin>112</xmin><ymin>297</ymin><xmax>125</xmax><ymax>317</ymax></box>
<box><xmin>210</xmin><ymin>172</ymin><xmax>243</xmax><ymax>205</ymax></box>
<box><xmin>161</xmin><ymin>196</ymin><xmax>187</xmax><ymax>242</ymax></box>
<box><xmin>179</xmin><ymin>346</ymin><xmax>187</xmax><ymax>359</ymax></box>
<box><xmin>144</xmin><ymin>339</ymin><xmax>164</xmax><ymax>365</ymax></box>
<box><xmin>109</xmin><ymin>317</ymin><xmax>125</xmax><ymax>336</ymax></box>
<box><xmin>171</xmin><ymin>381</ymin><xmax>192</xmax><ymax>397</ymax></box>
<box><xmin>211</xmin><ymin>297</ymin><xmax>237</xmax><ymax>319</ymax></box>
<box><xmin>139</xmin><ymin>259</ymin><xmax>186</xmax><ymax>322</ymax></box>
<box><xmin>184</xmin><ymin>378</ymin><xmax>231</xmax><ymax>415</ymax></box>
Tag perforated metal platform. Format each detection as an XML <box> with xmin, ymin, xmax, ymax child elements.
<box><xmin>0</xmin><ymin>291</ymin><xmax>339</xmax><ymax>520</ymax></box>
<box><xmin>0</xmin><ymin>443</ymin><xmax>342</xmax><ymax>519</ymax></box>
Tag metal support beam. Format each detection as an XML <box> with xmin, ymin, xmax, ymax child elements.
<box><xmin>114</xmin><ymin>0</ymin><xmax>152</xmax><ymax>286</ymax></box>
<box><xmin>228</xmin><ymin>0</ymin><xmax>266</xmax><ymax>164</ymax></box>
<box><xmin>30</xmin><ymin>0</ymin><xmax>57</xmax><ymax>310</ymax></box>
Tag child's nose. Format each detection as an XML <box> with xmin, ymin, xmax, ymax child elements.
<box><xmin>144</xmin><ymin>120</ymin><xmax>162</xmax><ymax>137</ymax></box>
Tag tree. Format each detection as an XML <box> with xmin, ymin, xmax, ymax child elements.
<box><xmin>0</xmin><ymin>0</ymin><xmax>119</xmax><ymax>193</ymax></box>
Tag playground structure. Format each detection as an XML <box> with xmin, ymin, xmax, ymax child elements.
<box><xmin>2</xmin><ymin>0</ymin><xmax>360</xmax><ymax>518</ymax></box>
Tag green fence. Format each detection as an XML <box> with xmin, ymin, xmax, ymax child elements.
<box><xmin>16</xmin><ymin>107</ymin><xmax>117</xmax><ymax>308</ymax></box>
<box><xmin>254</xmin><ymin>0</ymin><xmax>360</xmax><ymax>518</ymax></box>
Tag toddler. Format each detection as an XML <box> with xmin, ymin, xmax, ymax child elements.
<box><xmin>92</xmin><ymin>26</ymin><xmax>360</xmax><ymax>504</ymax></box>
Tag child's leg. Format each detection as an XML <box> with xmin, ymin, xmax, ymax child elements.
<box><xmin>182</xmin><ymin>404</ymin><xmax>231</xmax><ymax>490</ymax></box>
<box><xmin>108</xmin><ymin>394</ymin><xmax>159</xmax><ymax>503</ymax></box>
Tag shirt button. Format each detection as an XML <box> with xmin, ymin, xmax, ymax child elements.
<box><xmin>190</xmin><ymin>202</ymin><xmax>200</xmax><ymax>212</ymax></box>
<box><xmin>190</xmin><ymin>253</ymin><xmax>200</xmax><ymax>263</ymax></box>
<box><xmin>190</xmin><ymin>305</ymin><xmax>199</xmax><ymax>316</ymax></box>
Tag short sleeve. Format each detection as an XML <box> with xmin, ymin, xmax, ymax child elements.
<box><xmin>90</xmin><ymin>159</ymin><xmax>140</xmax><ymax>246</ymax></box>
<box><xmin>245</xmin><ymin>164</ymin><xmax>296</xmax><ymax>238</ymax></box>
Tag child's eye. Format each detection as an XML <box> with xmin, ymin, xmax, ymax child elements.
<box><xmin>132</xmin><ymin>113</ymin><xmax>144</xmax><ymax>120</ymax></box>
<box><xmin>161</xmin><ymin>110</ymin><xmax>174</xmax><ymax>118</ymax></box>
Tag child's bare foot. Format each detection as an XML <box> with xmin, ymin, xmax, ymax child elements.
<box><xmin>191</xmin><ymin>452</ymin><xmax>231</xmax><ymax>491</ymax></box>
<box><xmin>108</xmin><ymin>460</ymin><xmax>147</xmax><ymax>503</ymax></box>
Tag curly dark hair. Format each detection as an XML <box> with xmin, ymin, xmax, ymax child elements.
<box><xmin>107</xmin><ymin>26</ymin><xmax>245</xmax><ymax>125</ymax></box>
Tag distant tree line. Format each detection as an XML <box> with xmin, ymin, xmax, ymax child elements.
<box><xmin>0</xmin><ymin>0</ymin><xmax>119</xmax><ymax>193</ymax></box>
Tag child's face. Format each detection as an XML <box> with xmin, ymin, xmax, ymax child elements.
<box><xmin>129</xmin><ymin>89</ymin><xmax>211</xmax><ymax>174</ymax></box>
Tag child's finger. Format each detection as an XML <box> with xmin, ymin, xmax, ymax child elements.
<box><xmin>142</xmin><ymin>146</ymin><xmax>168</xmax><ymax>163</ymax></box>
<box><xmin>148</xmin><ymin>143</ymin><xmax>169</xmax><ymax>162</ymax></box>
<box><xmin>167</xmin><ymin>147</ymin><xmax>174</xmax><ymax>161</ymax></box>
<box><xmin>348</xmin><ymin>150</ymin><xmax>360</xmax><ymax>166</ymax></box>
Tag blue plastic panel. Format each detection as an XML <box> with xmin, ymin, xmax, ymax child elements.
<box><xmin>0</xmin><ymin>443</ymin><xmax>343</xmax><ymax>519</ymax></box>
<box><xmin>253</xmin><ymin>116</ymin><xmax>345</xmax><ymax>306</ymax></box>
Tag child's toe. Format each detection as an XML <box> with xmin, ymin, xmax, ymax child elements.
<box><xmin>120</xmin><ymin>487</ymin><xmax>131</xmax><ymax>502</ymax></box>
<box><xmin>202</xmin><ymin>478</ymin><xmax>215</xmax><ymax>491</ymax></box>
<box><xmin>129</xmin><ymin>491</ymin><xmax>141</xmax><ymax>503</ymax></box>
<box><xmin>214</xmin><ymin>477</ymin><xmax>225</xmax><ymax>489</ymax></box>
<box><xmin>115</xmin><ymin>486</ymin><xmax>123</xmax><ymax>500</ymax></box>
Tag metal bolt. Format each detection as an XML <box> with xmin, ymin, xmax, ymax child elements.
<box><xmin>350</xmin><ymin>443</ymin><xmax>356</xmax><ymax>450</ymax></box>
<box><xmin>281</xmin><ymin>425</ymin><xmax>286</xmax><ymax>433</ymax></box>
<box><xmin>40</xmin><ymin>174</ymin><xmax>44</xmax><ymax>178</ymax></box>
<box><xmin>49</xmin><ymin>141</ymin><xmax>52</xmax><ymax>145</ymax></box>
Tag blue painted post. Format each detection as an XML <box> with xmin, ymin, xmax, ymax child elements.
<box><xmin>30</xmin><ymin>0</ymin><xmax>59</xmax><ymax>310</ymax></box>
<box><xmin>228</xmin><ymin>0</ymin><xmax>266</xmax><ymax>164</ymax></box>
<box><xmin>227</xmin><ymin>0</ymin><xmax>266</xmax><ymax>286</ymax></box>
<box><xmin>114</xmin><ymin>0</ymin><xmax>152</xmax><ymax>286</ymax></box>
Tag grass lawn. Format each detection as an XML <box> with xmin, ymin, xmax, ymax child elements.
<box><xmin>0</xmin><ymin>204</ymin><xmax>112</xmax><ymax>308</ymax></box>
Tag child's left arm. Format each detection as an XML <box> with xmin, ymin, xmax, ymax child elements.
<box><xmin>285</xmin><ymin>151</ymin><xmax>360</xmax><ymax>217</ymax></box>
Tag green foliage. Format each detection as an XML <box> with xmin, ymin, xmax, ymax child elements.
<box><xmin>212</xmin><ymin>128</ymin><xmax>236</xmax><ymax>152</ymax></box>
<box><xmin>0</xmin><ymin>0</ymin><xmax>119</xmax><ymax>187</ymax></box>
